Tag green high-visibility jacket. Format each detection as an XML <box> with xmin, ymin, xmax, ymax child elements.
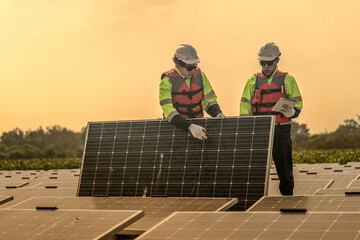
<box><xmin>159</xmin><ymin>66</ymin><xmax>219</xmax><ymax>121</ymax></box>
<box><xmin>240</xmin><ymin>66</ymin><xmax>303</xmax><ymax>116</ymax></box>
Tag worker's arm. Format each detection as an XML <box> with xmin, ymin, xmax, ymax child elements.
<box><xmin>284</xmin><ymin>74</ymin><xmax>303</xmax><ymax>119</ymax></box>
<box><xmin>159</xmin><ymin>75</ymin><xmax>191</xmax><ymax>130</ymax></box>
<box><xmin>201</xmin><ymin>72</ymin><xmax>223</xmax><ymax>117</ymax></box>
<box><xmin>239</xmin><ymin>76</ymin><xmax>256</xmax><ymax>116</ymax></box>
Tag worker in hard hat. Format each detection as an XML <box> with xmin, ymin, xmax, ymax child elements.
<box><xmin>160</xmin><ymin>44</ymin><xmax>224</xmax><ymax>140</ymax></box>
<box><xmin>239</xmin><ymin>42</ymin><xmax>303</xmax><ymax>196</ymax></box>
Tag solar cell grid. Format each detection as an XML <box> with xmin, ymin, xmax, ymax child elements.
<box><xmin>295</xmin><ymin>173</ymin><xmax>360</xmax><ymax>188</ymax></box>
<box><xmin>268</xmin><ymin>179</ymin><xmax>333</xmax><ymax>196</ymax></box>
<box><xmin>9</xmin><ymin>197</ymin><xmax>237</xmax><ymax>231</ymax></box>
<box><xmin>137</xmin><ymin>212</ymin><xmax>360</xmax><ymax>240</ymax></box>
<box><xmin>78</xmin><ymin>116</ymin><xmax>275</xmax><ymax>210</ymax></box>
<box><xmin>248</xmin><ymin>195</ymin><xmax>360</xmax><ymax>212</ymax></box>
<box><xmin>0</xmin><ymin>209</ymin><xmax>143</xmax><ymax>240</ymax></box>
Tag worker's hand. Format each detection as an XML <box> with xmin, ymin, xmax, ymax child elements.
<box><xmin>216</xmin><ymin>113</ymin><xmax>225</xmax><ymax>118</ymax></box>
<box><xmin>188</xmin><ymin>124</ymin><xmax>207</xmax><ymax>140</ymax></box>
<box><xmin>280</xmin><ymin>106</ymin><xmax>295</xmax><ymax>118</ymax></box>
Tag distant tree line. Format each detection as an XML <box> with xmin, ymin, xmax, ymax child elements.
<box><xmin>0</xmin><ymin>126</ymin><xmax>86</xmax><ymax>159</ymax></box>
<box><xmin>1</xmin><ymin>115</ymin><xmax>360</xmax><ymax>160</ymax></box>
<box><xmin>292</xmin><ymin>114</ymin><xmax>360</xmax><ymax>150</ymax></box>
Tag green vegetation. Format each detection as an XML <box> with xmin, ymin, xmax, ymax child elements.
<box><xmin>291</xmin><ymin>114</ymin><xmax>360</xmax><ymax>150</ymax></box>
<box><xmin>0</xmin><ymin>158</ymin><xmax>81</xmax><ymax>170</ymax></box>
<box><xmin>0</xmin><ymin>126</ymin><xmax>86</xmax><ymax>160</ymax></box>
<box><xmin>0</xmin><ymin>115</ymin><xmax>360</xmax><ymax>170</ymax></box>
<box><xmin>293</xmin><ymin>149</ymin><xmax>360</xmax><ymax>165</ymax></box>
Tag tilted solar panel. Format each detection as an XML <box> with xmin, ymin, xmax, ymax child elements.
<box><xmin>77</xmin><ymin>116</ymin><xmax>275</xmax><ymax>210</ymax></box>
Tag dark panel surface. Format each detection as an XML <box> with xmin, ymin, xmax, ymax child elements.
<box><xmin>78</xmin><ymin>117</ymin><xmax>275</xmax><ymax>210</ymax></box>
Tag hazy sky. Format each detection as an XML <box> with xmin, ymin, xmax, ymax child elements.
<box><xmin>1</xmin><ymin>0</ymin><xmax>359</xmax><ymax>135</ymax></box>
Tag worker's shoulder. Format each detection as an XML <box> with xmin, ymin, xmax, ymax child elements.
<box><xmin>246</xmin><ymin>74</ymin><xmax>257</xmax><ymax>84</ymax></box>
<box><xmin>161</xmin><ymin>70</ymin><xmax>173</xmax><ymax>80</ymax></box>
<box><xmin>283</xmin><ymin>72</ymin><xmax>297</xmax><ymax>83</ymax></box>
<box><xmin>160</xmin><ymin>73</ymin><xmax>172</xmax><ymax>88</ymax></box>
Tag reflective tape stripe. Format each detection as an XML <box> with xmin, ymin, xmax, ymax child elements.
<box><xmin>204</xmin><ymin>90</ymin><xmax>215</xmax><ymax>100</ymax></box>
<box><xmin>167</xmin><ymin>111</ymin><xmax>179</xmax><ymax>122</ymax></box>
<box><xmin>241</xmin><ymin>97</ymin><xmax>251</xmax><ymax>104</ymax></box>
<box><xmin>292</xmin><ymin>96</ymin><xmax>302</xmax><ymax>101</ymax></box>
<box><xmin>276</xmin><ymin>122</ymin><xmax>291</xmax><ymax>125</ymax></box>
<box><xmin>160</xmin><ymin>98</ymin><xmax>173</xmax><ymax>106</ymax></box>
<box><xmin>204</xmin><ymin>101</ymin><xmax>217</xmax><ymax>112</ymax></box>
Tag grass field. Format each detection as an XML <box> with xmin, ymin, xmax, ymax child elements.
<box><xmin>1</xmin><ymin>149</ymin><xmax>359</xmax><ymax>170</ymax></box>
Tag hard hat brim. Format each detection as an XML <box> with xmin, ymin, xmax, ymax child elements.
<box><xmin>181</xmin><ymin>58</ymin><xmax>200</xmax><ymax>64</ymax></box>
<box><xmin>257</xmin><ymin>56</ymin><xmax>278</xmax><ymax>61</ymax></box>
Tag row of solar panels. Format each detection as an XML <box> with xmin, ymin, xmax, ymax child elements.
<box><xmin>0</xmin><ymin>164</ymin><xmax>360</xmax><ymax>239</ymax></box>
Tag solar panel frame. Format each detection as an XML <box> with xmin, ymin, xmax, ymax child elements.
<box><xmin>77</xmin><ymin>116</ymin><xmax>275</xmax><ymax>210</ymax></box>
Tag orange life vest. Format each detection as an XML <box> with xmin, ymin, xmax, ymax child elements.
<box><xmin>162</xmin><ymin>69</ymin><xmax>204</xmax><ymax>118</ymax></box>
<box><xmin>251</xmin><ymin>70</ymin><xmax>290</xmax><ymax>123</ymax></box>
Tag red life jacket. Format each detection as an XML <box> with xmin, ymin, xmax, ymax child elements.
<box><xmin>251</xmin><ymin>70</ymin><xmax>290</xmax><ymax>123</ymax></box>
<box><xmin>162</xmin><ymin>69</ymin><xmax>204</xmax><ymax>118</ymax></box>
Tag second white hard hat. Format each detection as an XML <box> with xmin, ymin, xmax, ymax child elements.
<box><xmin>174</xmin><ymin>44</ymin><xmax>200</xmax><ymax>64</ymax></box>
<box><xmin>257</xmin><ymin>42</ymin><xmax>281</xmax><ymax>61</ymax></box>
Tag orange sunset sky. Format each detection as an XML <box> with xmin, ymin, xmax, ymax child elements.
<box><xmin>0</xmin><ymin>0</ymin><xmax>360</xmax><ymax>135</ymax></box>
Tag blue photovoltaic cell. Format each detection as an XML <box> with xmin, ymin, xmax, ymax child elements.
<box><xmin>78</xmin><ymin>116</ymin><xmax>275</xmax><ymax>210</ymax></box>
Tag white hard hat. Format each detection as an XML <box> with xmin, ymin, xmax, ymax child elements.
<box><xmin>174</xmin><ymin>44</ymin><xmax>200</xmax><ymax>64</ymax></box>
<box><xmin>257</xmin><ymin>42</ymin><xmax>281</xmax><ymax>61</ymax></box>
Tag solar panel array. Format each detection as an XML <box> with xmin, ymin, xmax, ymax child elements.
<box><xmin>9</xmin><ymin>197</ymin><xmax>237</xmax><ymax>231</ymax></box>
<box><xmin>77</xmin><ymin>116</ymin><xmax>275</xmax><ymax>210</ymax></box>
<box><xmin>137</xmin><ymin>211</ymin><xmax>360</xmax><ymax>240</ymax></box>
<box><xmin>1</xmin><ymin>161</ymin><xmax>360</xmax><ymax>239</ymax></box>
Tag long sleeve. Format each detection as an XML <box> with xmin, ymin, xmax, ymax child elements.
<box><xmin>201</xmin><ymin>72</ymin><xmax>222</xmax><ymax>116</ymax></box>
<box><xmin>284</xmin><ymin>74</ymin><xmax>303</xmax><ymax>119</ymax></box>
<box><xmin>239</xmin><ymin>76</ymin><xmax>256</xmax><ymax>116</ymax></box>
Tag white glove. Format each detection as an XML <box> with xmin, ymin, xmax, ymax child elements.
<box><xmin>280</xmin><ymin>106</ymin><xmax>295</xmax><ymax>118</ymax></box>
<box><xmin>216</xmin><ymin>113</ymin><xmax>225</xmax><ymax>118</ymax></box>
<box><xmin>188</xmin><ymin>124</ymin><xmax>207</xmax><ymax>140</ymax></box>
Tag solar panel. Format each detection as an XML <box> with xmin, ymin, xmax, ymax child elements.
<box><xmin>0</xmin><ymin>188</ymin><xmax>77</xmax><ymax>209</ymax></box>
<box><xmin>349</xmin><ymin>180</ymin><xmax>360</xmax><ymax>188</ymax></box>
<box><xmin>295</xmin><ymin>173</ymin><xmax>360</xmax><ymax>188</ymax></box>
<box><xmin>10</xmin><ymin>197</ymin><xmax>237</xmax><ymax>231</ymax></box>
<box><xmin>137</xmin><ymin>212</ymin><xmax>360</xmax><ymax>240</ymax></box>
<box><xmin>315</xmin><ymin>188</ymin><xmax>360</xmax><ymax>195</ymax></box>
<box><xmin>248</xmin><ymin>195</ymin><xmax>360</xmax><ymax>212</ymax></box>
<box><xmin>0</xmin><ymin>209</ymin><xmax>143</xmax><ymax>240</ymax></box>
<box><xmin>268</xmin><ymin>179</ymin><xmax>333</xmax><ymax>196</ymax></box>
<box><xmin>77</xmin><ymin>116</ymin><xmax>275</xmax><ymax>210</ymax></box>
